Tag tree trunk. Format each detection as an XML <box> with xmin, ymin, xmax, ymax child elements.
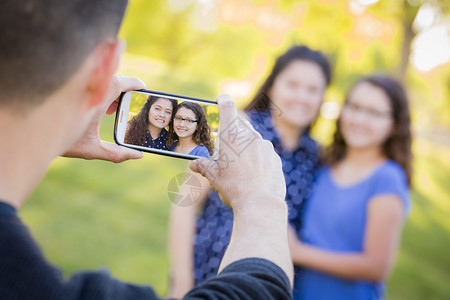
<box><xmin>396</xmin><ymin>1</ymin><xmax>419</xmax><ymax>83</ymax></box>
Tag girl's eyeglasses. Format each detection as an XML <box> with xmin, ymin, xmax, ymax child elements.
<box><xmin>174</xmin><ymin>116</ymin><xmax>198</xmax><ymax>124</ymax></box>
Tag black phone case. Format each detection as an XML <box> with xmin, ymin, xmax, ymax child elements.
<box><xmin>114</xmin><ymin>89</ymin><xmax>217</xmax><ymax>160</ymax></box>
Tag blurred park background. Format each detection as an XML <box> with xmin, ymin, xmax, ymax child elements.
<box><xmin>21</xmin><ymin>0</ymin><xmax>449</xmax><ymax>299</ymax></box>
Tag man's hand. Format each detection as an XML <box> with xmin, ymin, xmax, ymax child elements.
<box><xmin>189</xmin><ymin>94</ymin><xmax>293</xmax><ymax>286</ymax></box>
<box><xmin>288</xmin><ymin>225</ymin><xmax>304</xmax><ymax>264</ymax></box>
<box><xmin>63</xmin><ymin>75</ymin><xmax>145</xmax><ymax>163</ymax></box>
<box><xmin>189</xmin><ymin>94</ymin><xmax>286</xmax><ymax>210</ymax></box>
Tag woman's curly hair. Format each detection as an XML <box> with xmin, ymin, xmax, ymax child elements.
<box><xmin>326</xmin><ymin>75</ymin><xmax>413</xmax><ymax>186</ymax></box>
<box><xmin>167</xmin><ymin>101</ymin><xmax>214</xmax><ymax>156</ymax></box>
<box><xmin>124</xmin><ymin>95</ymin><xmax>177</xmax><ymax>147</ymax></box>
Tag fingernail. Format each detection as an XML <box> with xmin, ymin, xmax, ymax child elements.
<box><xmin>133</xmin><ymin>151</ymin><xmax>144</xmax><ymax>159</ymax></box>
<box><xmin>189</xmin><ymin>160</ymin><xmax>198</xmax><ymax>172</ymax></box>
<box><xmin>216</xmin><ymin>94</ymin><xmax>231</xmax><ymax>103</ymax></box>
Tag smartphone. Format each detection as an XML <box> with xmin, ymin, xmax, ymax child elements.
<box><xmin>114</xmin><ymin>89</ymin><xmax>220</xmax><ymax>160</ymax></box>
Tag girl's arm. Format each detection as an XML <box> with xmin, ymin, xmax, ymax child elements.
<box><xmin>289</xmin><ymin>194</ymin><xmax>405</xmax><ymax>281</ymax></box>
<box><xmin>168</xmin><ymin>171</ymin><xmax>211</xmax><ymax>298</ymax></box>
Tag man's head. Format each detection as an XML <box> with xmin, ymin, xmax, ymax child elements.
<box><xmin>0</xmin><ymin>0</ymin><xmax>128</xmax><ymax>112</ymax></box>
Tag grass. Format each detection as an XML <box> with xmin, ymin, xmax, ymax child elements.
<box><xmin>19</xmin><ymin>54</ymin><xmax>450</xmax><ymax>298</ymax></box>
<box><xmin>386</xmin><ymin>139</ymin><xmax>450</xmax><ymax>300</ymax></box>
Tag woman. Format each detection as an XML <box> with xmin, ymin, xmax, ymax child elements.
<box><xmin>124</xmin><ymin>95</ymin><xmax>177</xmax><ymax>150</ymax></box>
<box><xmin>168</xmin><ymin>45</ymin><xmax>332</xmax><ymax>298</ymax></box>
<box><xmin>290</xmin><ymin>75</ymin><xmax>412</xmax><ymax>299</ymax></box>
<box><xmin>168</xmin><ymin>101</ymin><xmax>214</xmax><ymax>158</ymax></box>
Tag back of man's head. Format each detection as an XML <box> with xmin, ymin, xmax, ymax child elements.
<box><xmin>0</xmin><ymin>0</ymin><xmax>128</xmax><ymax>112</ymax></box>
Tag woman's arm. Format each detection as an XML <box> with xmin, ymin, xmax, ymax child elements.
<box><xmin>168</xmin><ymin>171</ymin><xmax>211</xmax><ymax>298</ymax></box>
<box><xmin>289</xmin><ymin>194</ymin><xmax>405</xmax><ymax>281</ymax></box>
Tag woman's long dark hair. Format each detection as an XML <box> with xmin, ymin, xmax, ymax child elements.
<box><xmin>167</xmin><ymin>101</ymin><xmax>214</xmax><ymax>156</ymax></box>
<box><xmin>244</xmin><ymin>45</ymin><xmax>331</xmax><ymax>120</ymax></box>
<box><xmin>327</xmin><ymin>75</ymin><xmax>413</xmax><ymax>186</ymax></box>
<box><xmin>124</xmin><ymin>95</ymin><xmax>177</xmax><ymax>147</ymax></box>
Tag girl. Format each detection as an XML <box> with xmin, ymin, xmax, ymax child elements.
<box><xmin>168</xmin><ymin>101</ymin><xmax>214</xmax><ymax>158</ymax></box>
<box><xmin>290</xmin><ymin>75</ymin><xmax>412</xmax><ymax>299</ymax></box>
<box><xmin>169</xmin><ymin>45</ymin><xmax>331</xmax><ymax>298</ymax></box>
<box><xmin>124</xmin><ymin>95</ymin><xmax>177</xmax><ymax>150</ymax></box>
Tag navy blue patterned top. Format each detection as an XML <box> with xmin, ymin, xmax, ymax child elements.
<box><xmin>193</xmin><ymin>109</ymin><xmax>321</xmax><ymax>284</ymax></box>
<box><xmin>142</xmin><ymin>128</ymin><xmax>168</xmax><ymax>150</ymax></box>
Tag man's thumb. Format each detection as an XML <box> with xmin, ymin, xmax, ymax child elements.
<box><xmin>189</xmin><ymin>158</ymin><xmax>217</xmax><ymax>183</ymax></box>
<box><xmin>104</xmin><ymin>142</ymin><xmax>143</xmax><ymax>162</ymax></box>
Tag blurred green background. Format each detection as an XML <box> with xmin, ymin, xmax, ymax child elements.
<box><xmin>21</xmin><ymin>0</ymin><xmax>449</xmax><ymax>298</ymax></box>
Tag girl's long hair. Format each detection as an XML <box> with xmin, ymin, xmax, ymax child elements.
<box><xmin>327</xmin><ymin>75</ymin><xmax>412</xmax><ymax>186</ymax></box>
<box><xmin>167</xmin><ymin>101</ymin><xmax>214</xmax><ymax>156</ymax></box>
<box><xmin>244</xmin><ymin>45</ymin><xmax>331</xmax><ymax>124</ymax></box>
<box><xmin>124</xmin><ymin>95</ymin><xmax>177</xmax><ymax>147</ymax></box>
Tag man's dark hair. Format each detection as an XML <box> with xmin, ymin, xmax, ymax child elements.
<box><xmin>0</xmin><ymin>0</ymin><xmax>128</xmax><ymax>110</ymax></box>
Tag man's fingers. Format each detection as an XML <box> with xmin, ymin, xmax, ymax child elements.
<box><xmin>216</xmin><ymin>94</ymin><xmax>238</xmax><ymax>131</ymax></box>
<box><xmin>241</xmin><ymin>118</ymin><xmax>262</xmax><ymax>139</ymax></box>
<box><xmin>106</xmin><ymin>101</ymin><xmax>118</xmax><ymax>115</ymax></box>
<box><xmin>189</xmin><ymin>158</ymin><xmax>217</xmax><ymax>184</ymax></box>
<box><xmin>105</xmin><ymin>76</ymin><xmax>146</xmax><ymax>114</ymax></box>
<box><xmin>114</xmin><ymin>75</ymin><xmax>146</xmax><ymax>94</ymax></box>
<box><xmin>102</xmin><ymin>141</ymin><xmax>144</xmax><ymax>162</ymax></box>
<box><xmin>118</xmin><ymin>147</ymin><xmax>144</xmax><ymax>161</ymax></box>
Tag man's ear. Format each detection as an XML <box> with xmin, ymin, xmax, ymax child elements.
<box><xmin>85</xmin><ymin>39</ymin><xmax>125</xmax><ymax>109</ymax></box>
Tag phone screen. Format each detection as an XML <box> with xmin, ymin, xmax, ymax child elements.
<box><xmin>114</xmin><ymin>90</ymin><xmax>220</xmax><ymax>160</ymax></box>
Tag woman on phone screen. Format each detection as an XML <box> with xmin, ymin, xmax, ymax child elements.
<box><xmin>168</xmin><ymin>101</ymin><xmax>214</xmax><ymax>158</ymax></box>
<box><xmin>125</xmin><ymin>95</ymin><xmax>177</xmax><ymax>150</ymax></box>
<box><xmin>168</xmin><ymin>45</ymin><xmax>331</xmax><ymax>298</ymax></box>
<box><xmin>290</xmin><ymin>75</ymin><xmax>412</xmax><ymax>300</ymax></box>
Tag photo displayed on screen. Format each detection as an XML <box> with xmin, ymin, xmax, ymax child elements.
<box><xmin>123</xmin><ymin>92</ymin><xmax>219</xmax><ymax>159</ymax></box>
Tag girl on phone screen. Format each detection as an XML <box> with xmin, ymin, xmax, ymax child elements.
<box><xmin>168</xmin><ymin>101</ymin><xmax>213</xmax><ymax>158</ymax></box>
<box><xmin>290</xmin><ymin>75</ymin><xmax>412</xmax><ymax>300</ymax></box>
<box><xmin>168</xmin><ymin>45</ymin><xmax>331</xmax><ymax>298</ymax></box>
<box><xmin>124</xmin><ymin>95</ymin><xmax>177</xmax><ymax>150</ymax></box>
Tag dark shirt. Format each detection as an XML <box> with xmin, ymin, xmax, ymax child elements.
<box><xmin>143</xmin><ymin>129</ymin><xmax>168</xmax><ymax>150</ymax></box>
<box><xmin>0</xmin><ymin>201</ymin><xmax>292</xmax><ymax>300</ymax></box>
<box><xmin>194</xmin><ymin>109</ymin><xmax>321</xmax><ymax>284</ymax></box>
